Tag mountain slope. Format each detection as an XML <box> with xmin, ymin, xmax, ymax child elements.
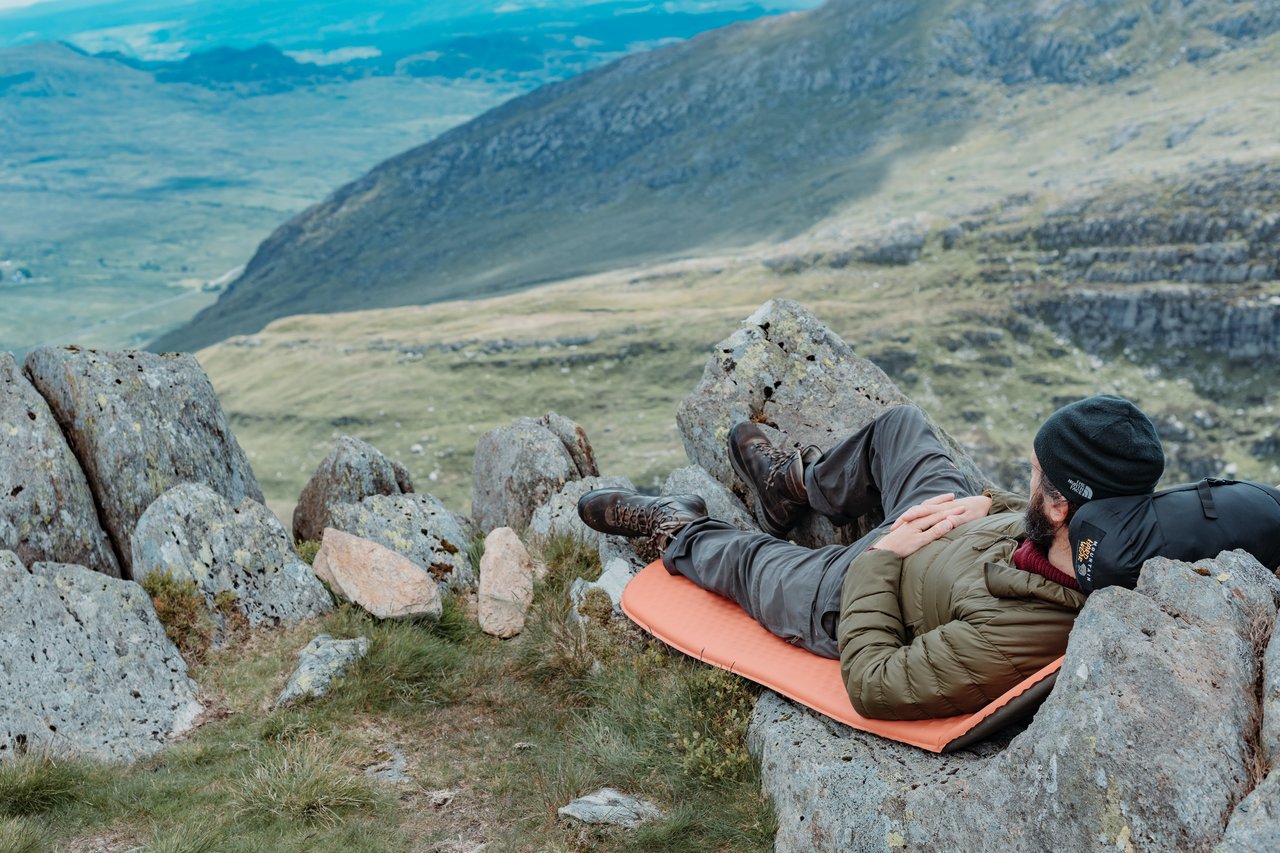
<box><xmin>154</xmin><ymin>0</ymin><xmax>1280</xmax><ymax>352</ymax></box>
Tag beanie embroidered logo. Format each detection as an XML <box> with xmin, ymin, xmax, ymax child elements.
<box><xmin>1068</xmin><ymin>479</ymin><xmax>1094</xmax><ymax>500</ymax></box>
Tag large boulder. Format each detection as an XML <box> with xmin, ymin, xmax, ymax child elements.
<box><xmin>313</xmin><ymin>527</ymin><xmax>442</xmax><ymax>621</ymax></box>
<box><xmin>292</xmin><ymin>435</ymin><xmax>412</xmax><ymax>544</ymax></box>
<box><xmin>676</xmin><ymin>300</ymin><xmax>984</xmax><ymax>545</ymax></box>
<box><xmin>131</xmin><ymin>483</ymin><xmax>332</xmax><ymax>627</ymax></box>
<box><xmin>471</xmin><ymin>413</ymin><xmax>597</xmax><ymax>533</ymax></box>
<box><xmin>748</xmin><ymin>550</ymin><xmax>1278</xmax><ymax>851</ymax></box>
<box><xmin>0</xmin><ymin>551</ymin><xmax>202</xmax><ymax>762</ymax></box>
<box><xmin>23</xmin><ymin>347</ymin><xmax>263</xmax><ymax>578</ymax></box>
<box><xmin>328</xmin><ymin>493</ymin><xmax>474</xmax><ymax>590</ymax></box>
<box><xmin>0</xmin><ymin>353</ymin><xmax>120</xmax><ymax>576</ymax></box>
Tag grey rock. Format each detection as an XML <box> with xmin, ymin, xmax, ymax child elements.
<box><xmin>661</xmin><ymin>465</ymin><xmax>756</xmax><ymax>531</ymax></box>
<box><xmin>471</xmin><ymin>415</ymin><xmax>587</xmax><ymax>533</ymax></box>
<box><xmin>23</xmin><ymin>347</ymin><xmax>263</xmax><ymax>578</ymax></box>
<box><xmin>328</xmin><ymin>493</ymin><xmax>474</xmax><ymax>590</ymax></box>
<box><xmin>749</xmin><ymin>551</ymin><xmax>1275</xmax><ymax>852</ymax></box>
<box><xmin>131</xmin><ymin>483</ymin><xmax>332</xmax><ymax>628</ymax></box>
<box><xmin>676</xmin><ymin>300</ymin><xmax>984</xmax><ymax>546</ymax></box>
<box><xmin>537</xmin><ymin>411</ymin><xmax>599</xmax><ymax>479</ymax></box>
<box><xmin>364</xmin><ymin>743</ymin><xmax>410</xmax><ymax>784</ymax></box>
<box><xmin>292</xmin><ymin>435</ymin><xmax>411</xmax><ymax>544</ymax></box>
<box><xmin>557</xmin><ymin>787</ymin><xmax>663</xmax><ymax>828</ymax></box>
<box><xmin>0</xmin><ymin>551</ymin><xmax>202</xmax><ymax>762</ymax></box>
<box><xmin>569</xmin><ymin>556</ymin><xmax>634</xmax><ymax>622</ymax></box>
<box><xmin>528</xmin><ymin>474</ymin><xmax>635</xmax><ymax>564</ymax></box>
<box><xmin>275</xmin><ymin>633</ymin><xmax>369</xmax><ymax>708</ymax></box>
<box><xmin>1262</xmin><ymin>614</ymin><xmax>1280</xmax><ymax>767</ymax></box>
<box><xmin>1218</xmin><ymin>770</ymin><xmax>1280</xmax><ymax>852</ymax></box>
<box><xmin>0</xmin><ymin>353</ymin><xmax>120</xmax><ymax>576</ymax></box>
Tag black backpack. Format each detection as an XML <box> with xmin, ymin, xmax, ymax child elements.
<box><xmin>1068</xmin><ymin>479</ymin><xmax>1280</xmax><ymax>594</ymax></box>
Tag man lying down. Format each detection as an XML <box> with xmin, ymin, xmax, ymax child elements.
<box><xmin>576</xmin><ymin>396</ymin><xmax>1164</xmax><ymax>721</ymax></box>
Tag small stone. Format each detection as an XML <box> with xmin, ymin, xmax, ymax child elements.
<box><xmin>313</xmin><ymin>528</ymin><xmax>442</xmax><ymax>621</ymax></box>
<box><xmin>363</xmin><ymin>743</ymin><xmax>409</xmax><ymax>783</ymax></box>
<box><xmin>513</xmin><ymin>741</ymin><xmax>534</xmax><ymax>752</ymax></box>
<box><xmin>275</xmin><ymin>633</ymin><xmax>370</xmax><ymax>708</ymax></box>
<box><xmin>478</xmin><ymin>528</ymin><xmax>535</xmax><ymax>638</ymax></box>
<box><xmin>427</xmin><ymin>789</ymin><xmax>457</xmax><ymax>808</ymax></box>
<box><xmin>557</xmin><ymin>787</ymin><xmax>663</xmax><ymax>828</ymax></box>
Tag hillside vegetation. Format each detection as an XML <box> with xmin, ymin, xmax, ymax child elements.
<box><xmin>163</xmin><ymin>0</ymin><xmax>1280</xmax><ymax>351</ymax></box>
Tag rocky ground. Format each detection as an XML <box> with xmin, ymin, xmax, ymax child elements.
<box><xmin>4</xmin><ymin>300</ymin><xmax>1280</xmax><ymax>850</ymax></box>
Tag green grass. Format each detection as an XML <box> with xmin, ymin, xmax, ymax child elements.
<box><xmin>30</xmin><ymin>533</ymin><xmax>775</xmax><ymax>851</ymax></box>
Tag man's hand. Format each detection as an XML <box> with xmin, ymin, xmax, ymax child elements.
<box><xmin>892</xmin><ymin>493</ymin><xmax>992</xmax><ymax>532</ymax></box>
<box><xmin>874</xmin><ymin>498</ymin><xmax>967</xmax><ymax>558</ymax></box>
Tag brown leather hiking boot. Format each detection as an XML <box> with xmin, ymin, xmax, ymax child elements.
<box><xmin>728</xmin><ymin>422</ymin><xmax>819</xmax><ymax>537</ymax></box>
<box><xmin>577</xmin><ymin>489</ymin><xmax>708</xmax><ymax>550</ymax></box>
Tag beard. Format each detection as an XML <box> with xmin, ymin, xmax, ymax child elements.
<box><xmin>1023</xmin><ymin>488</ymin><xmax>1060</xmax><ymax>552</ymax></box>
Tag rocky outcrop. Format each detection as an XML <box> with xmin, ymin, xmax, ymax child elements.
<box><xmin>0</xmin><ymin>551</ymin><xmax>202</xmax><ymax>762</ymax></box>
<box><xmin>292</xmin><ymin>435</ymin><xmax>412</xmax><ymax>544</ymax></box>
<box><xmin>0</xmin><ymin>353</ymin><xmax>119</xmax><ymax>577</ymax></box>
<box><xmin>275</xmin><ymin>634</ymin><xmax>370</xmax><ymax>709</ymax></box>
<box><xmin>536</xmin><ymin>412</ymin><xmax>599</xmax><ymax>479</ymax></box>
<box><xmin>677</xmin><ymin>300</ymin><xmax>985</xmax><ymax>546</ymax></box>
<box><xmin>312</xmin><ymin>527</ymin><xmax>442</xmax><ymax>622</ymax></box>
<box><xmin>471</xmin><ymin>414</ymin><xmax>595</xmax><ymax>534</ymax></box>
<box><xmin>478</xmin><ymin>527</ymin><xmax>535</xmax><ymax>639</ymax></box>
<box><xmin>328</xmin><ymin>493</ymin><xmax>474</xmax><ymax>590</ymax></box>
<box><xmin>749</xmin><ymin>550</ymin><xmax>1280</xmax><ymax>852</ymax></box>
<box><xmin>23</xmin><ymin>347</ymin><xmax>263</xmax><ymax>578</ymax></box>
<box><xmin>131</xmin><ymin>483</ymin><xmax>332</xmax><ymax>628</ymax></box>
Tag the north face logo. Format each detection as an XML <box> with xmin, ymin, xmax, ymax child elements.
<box><xmin>1068</xmin><ymin>479</ymin><xmax>1094</xmax><ymax>500</ymax></box>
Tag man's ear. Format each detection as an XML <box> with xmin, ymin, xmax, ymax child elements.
<box><xmin>1046</xmin><ymin>495</ymin><xmax>1071</xmax><ymax>527</ymax></box>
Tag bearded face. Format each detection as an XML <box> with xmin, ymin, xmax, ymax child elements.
<box><xmin>1023</xmin><ymin>484</ymin><xmax>1060</xmax><ymax>551</ymax></box>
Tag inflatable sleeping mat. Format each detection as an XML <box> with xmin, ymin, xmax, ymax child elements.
<box><xmin>621</xmin><ymin>561</ymin><xmax>1063</xmax><ymax>753</ymax></box>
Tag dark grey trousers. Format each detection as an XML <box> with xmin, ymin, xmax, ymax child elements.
<box><xmin>662</xmin><ymin>406</ymin><xmax>973</xmax><ymax>658</ymax></box>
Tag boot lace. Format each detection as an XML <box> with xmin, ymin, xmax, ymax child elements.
<box><xmin>759</xmin><ymin>443</ymin><xmax>798</xmax><ymax>491</ymax></box>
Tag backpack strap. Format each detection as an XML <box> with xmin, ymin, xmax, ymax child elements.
<box><xmin>1197</xmin><ymin>479</ymin><xmax>1218</xmax><ymax>520</ymax></box>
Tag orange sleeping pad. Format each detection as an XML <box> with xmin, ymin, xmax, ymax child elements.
<box><xmin>621</xmin><ymin>561</ymin><xmax>1064</xmax><ymax>753</ymax></box>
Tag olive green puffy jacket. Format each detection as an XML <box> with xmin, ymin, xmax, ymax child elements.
<box><xmin>837</xmin><ymin>491</ymin><xmax>1085</xmax><ymax>720</ymax></box>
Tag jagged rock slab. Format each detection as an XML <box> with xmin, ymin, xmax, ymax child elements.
<box><xmin>675</xmin><ymin>300</ymin><xmax>984</xmax><ymax>546</ymax></box>
<box><xmin>0</xmin><ymin>353</ymin><xmax>120</xmax><ymax>576</ymax></box>
<box><xmin>471</xmin><ymin>414</ymin><xmax>591</xmax><ymax>533</ymax></box>
<box><xmin>292</xmin><ymin>435</ymin><xmax>412</xmax><ymax>544</ymax></box>
<box><xmin>0</xmin><ymin>551</ymin><xmax>202</xmax><ymax>762</ymax></box>
<box><xmin>557</xmin><ymin>787</ymin><xmax>663</xmax><ymax>828</ymax></box>
<box><xmin>661</xmin><ymin>464</ymin><xmax>756</xmax><ymax>531</ymax></box>
<box><xmin>313</xmin><ymin>527</ymin><xmax>442</xmax><ymax>621</ymax></box>
<box><xmin>328</xmin><ymin>493</ymin><xmax>474</xmax><ymax>590</ymax></box>
<box><xmin>131</xmin><ymin>483</ymin><xmax>332</xmax><ymax>627</ymax></box>
<box><xmin>23</xmin><ymin>347</ymin><xmax>263</xmax><ymax>578</ymax></box>
<box><xmin>478</xmin><ymin>527</ymin><xmax>535</xmax><ymax>638</ymax></box>
<box><xmin>275</xmin><ymin>634</ymin><xmax>369</xmax><ymax>708</ymax></box>
<box><xmin>749</xmin><ymin>551</ymin><xmax>1276</xmax><ymax>852</ymax></box>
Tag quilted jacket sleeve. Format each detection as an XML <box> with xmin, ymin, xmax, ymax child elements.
<box><xmin>837</xmin><ymin>547</ymin><xmax>1025</xmax><ymax>720</ymax></box>
<box><xmin>984</xmin><ymin>485</ymin><xmax>1029</xmax><ymax>515</ymax></box>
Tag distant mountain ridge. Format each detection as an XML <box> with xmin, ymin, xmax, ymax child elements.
<box><xmin>153</xmin><ymin>0</ymin><xmax>1280</xmax><ymax>352</ymax></box>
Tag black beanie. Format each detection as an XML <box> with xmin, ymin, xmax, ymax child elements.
<box><xmin>1033</xmin><ymin>395</ymin><xmax>1164</xmax><ymax>503</ymax></box>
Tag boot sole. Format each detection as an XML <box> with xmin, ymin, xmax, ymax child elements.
<box><xmin>727</xmin><ymin>427</ymin><xmax>793</xmax><ymax>538</ymax></box>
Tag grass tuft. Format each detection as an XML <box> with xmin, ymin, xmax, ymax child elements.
<box><xmin>0</xmin><ymin>753</ymin><xmax>92</xmax><ymax>818</ymax></box>
<box><xmin>230</xmin><ymin>740</ymin><xmax>386</xmax><ymax>828</ymax></box>
<box><xmin>0</xmin><ymin>817</ymin><xmax>50</xmax><ymax>853</ymax></box>
<box><xmin>141</xmin><ymin>569</ymin><xmax>215</xmax><ymax>662</ymax></box>
<box><xmin>294</xmin><ymin>540</ymin><xmax>321</xmax><ymax>566</ymax></box>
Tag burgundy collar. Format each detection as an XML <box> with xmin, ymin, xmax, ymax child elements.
<box><xmin>1012</xmin><ymin>538</ymin><xmax>1081</xmax><ymax>591</ymax></box>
